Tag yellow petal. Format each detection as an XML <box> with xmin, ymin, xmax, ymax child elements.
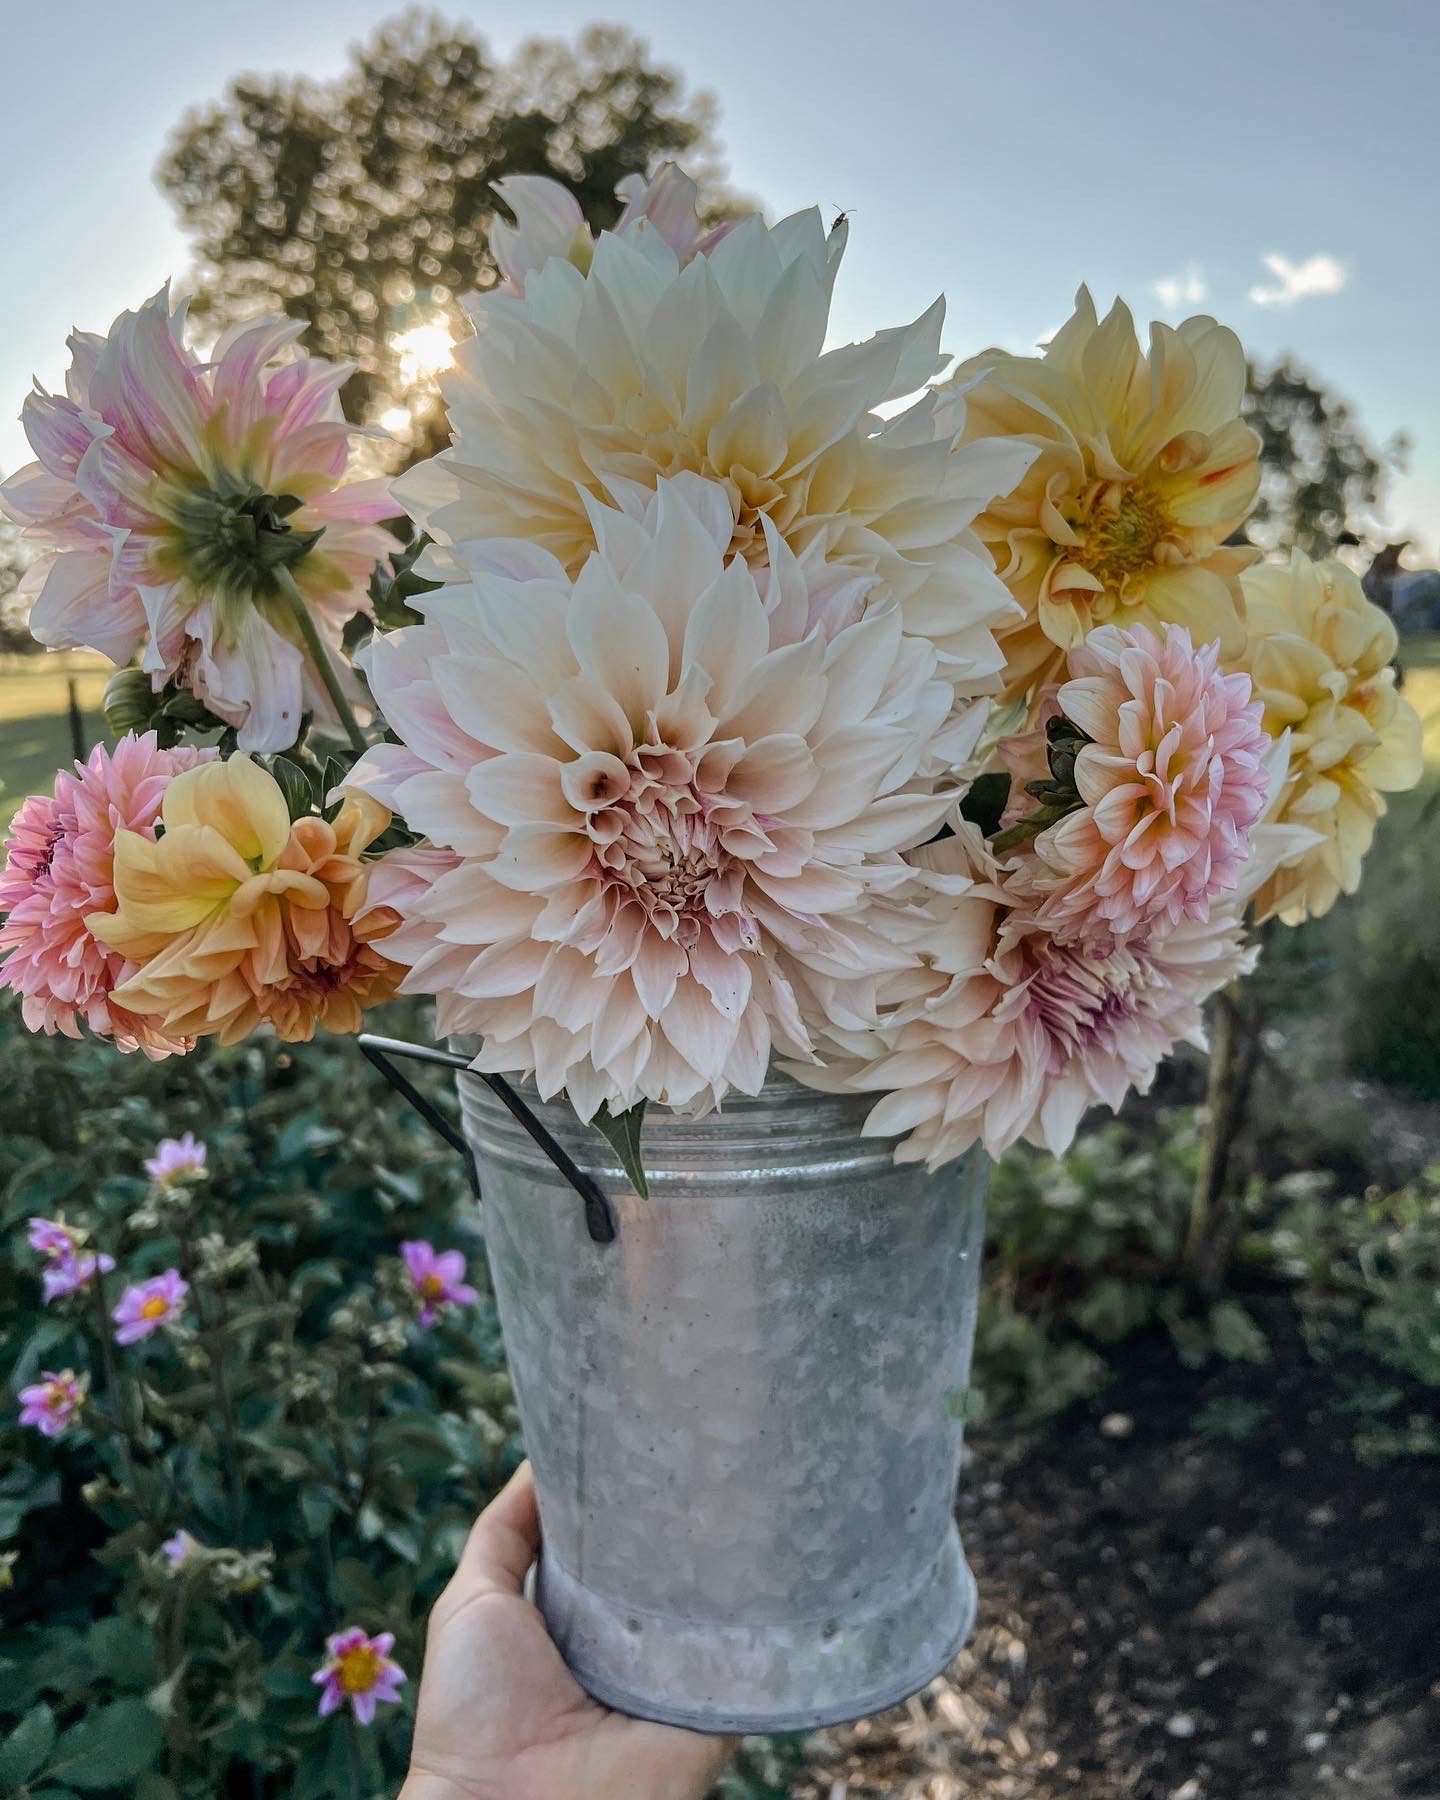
<box><xmin>162</xmin><ymin>755</ymin><xmax>291</xmax><ymax>869</ymax></box>
<box><xmin>108</xmin><ymin>826</ymin><xmax>251</xmax><ymax>933</ymax></box>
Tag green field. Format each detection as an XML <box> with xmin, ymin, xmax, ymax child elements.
<box><xmin>0</xmin><ymin>654</ymin><xmax>112</xmax><ymax>823</ymax></box>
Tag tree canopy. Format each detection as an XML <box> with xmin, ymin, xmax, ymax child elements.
<box><xmin>157</xmin><ymin>11</ymin><xmax>728</xmax><ymax>435</ymax></box>
<box><xmin>1241</xmin><ymin>359</ymin><xmax>1402</xmax><ymax>558</ymax></box>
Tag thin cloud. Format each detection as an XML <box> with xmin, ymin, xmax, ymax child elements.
<box><xmin>1152</xmin><ymin>265</ymin><xmax>1207</xmax><ymax>310</ymax></box>
<box><xmin>1249</xmin><ymin>253</ymin><xmax>1348</xmax><ymax>307</ymax></box>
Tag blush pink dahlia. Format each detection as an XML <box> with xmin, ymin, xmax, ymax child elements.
<box><xmin>0</xmin><ymin>732</ymin><xmax>210</xmax><ymax>1055</ymax></box>
<box><xmin>18</xmin><ymin>1369</ymin><xmax>87</xmax><ymax>1438</ymax></box>
<box><xmin>113</xmin><ymin>1270</ymin><xmax>188</xmax><ymax>1345</ymax></box>
<box><xmin>1005</xmin><ymin>624</ymin><xmax>1270</xmax><ymax>939</ymax></box>
<box><xmin>790</xmin><ymin>823</ymin><xmax>1313</xmax><ymax>1165</ymax></box>
<box><xmin>352</xmin><ymin>478</ymin><xmax>952</xmax><ymax>1118</ymax></box>
<box><xmin>0</xmin><ymin>287</ymin><xmax>395</xmax><ymax>750</ymax></box>
<box><xmin>312</xmin><ymin>1627</ymin><xmax>406</xmax><ymax>1724</ymax></box>
<box><xmin>400</xmin><ymin>1240</ymin><xmax>479</xmax><ymax>1328</ymax></box>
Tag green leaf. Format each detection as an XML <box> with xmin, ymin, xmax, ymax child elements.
<box><xmin>268</xmin><ymin>755</ymin><xmax>316</xmax><ymax>822</ymax></box>
<box><xmin>86</xmin><ymin>1615</ymin><xmax>158</xmax><ymax>1690</ymax></box>
<box><xmin>0</xmin><ymin>1703</ymin><xmax>57</xmax><ymax>1788</ymax></box>
<box><xmin>592</xmin><ymin>1100</ymin><xmax>650</xmax><ymax>1199</ymax></box>
<box><xmin>49</xmin><ymin>1698</ymin><xmax>164</xmax><ymax>1790</ymax></box>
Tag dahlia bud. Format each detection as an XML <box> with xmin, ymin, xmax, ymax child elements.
<box><xmin>103</xmin><ymin>668</ymin><xmax>158</xmax><ymax>737</ymax></box>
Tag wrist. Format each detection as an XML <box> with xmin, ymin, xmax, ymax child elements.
<box><xmin>400</xmin><ymin>1773</ymin><xmax>495</xmax><ymax>1800</ymax></box>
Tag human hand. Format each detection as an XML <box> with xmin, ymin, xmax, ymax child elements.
<box><xmin>401</xmin><ymin>1462</ymin><xmax>736</xmax><ymax>1800</ymax></box>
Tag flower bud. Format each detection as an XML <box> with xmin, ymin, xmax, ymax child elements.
<box><xmin>103</xmin><ymin>668</ymin><xmax>158</xmax><ymax>737</ymax></box>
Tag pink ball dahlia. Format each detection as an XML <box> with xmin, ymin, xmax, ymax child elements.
<box><xmin>0</xmin><ymin>287</ymin><xmax>395</xmax><ymax>751</ymax></box>
<box><xmin>351</xmin><ymin>478</ymin><xmax>955</xmax><ymax>1119</ymax></box>
<box><xmin>1007</xmin><ymin>624</ymin><xmax>1269</xmax><ymax>940</ymax></box>
<box><xmin>0</xmin><ymin>732</ymin><xmax>210</xmax><ymax>1055</ymax></box>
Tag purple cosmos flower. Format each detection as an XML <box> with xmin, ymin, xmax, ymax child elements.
<box><xmin>18</xmin><ymin>1369</ymin><xmax>87</xmax><ymax>1438</ymax></box>
<box><xmin>311</xmin><ymin>1627</ymin><xmax>406</xmax><ymax>1724</ymax></box>
<box><xmin>27</xmin><ymin>1217</ymin><xmax>77</xmax><ymax>1258</ymax></box>
<box><xmin>41</xmin><ymin>1250</ymin><xmax>115</xmax><ymax>1304</ymax></box>
<box><xmin>143</xmin><ymin>1134</ymin><xmax>207</xmax><ymax>1184</ymax></box>
<box><xmin>112</xmin><ymin>1270</ymin><xmax>188</xmax><ymax>1344</ymax></box>
<box><xmin>161</xmin><ymin>1529</ymin><xmax>200</xmax><ymax>1568</ymax></box>
<box><xmin>400</xmin><ymin>1241</ymin><xmax>479</xmax><ymax>1328</ymax></box>
<box><xmin>28</xmin><ymin>1217</ymin><xmax>115</xmax><ymax>1303</ymax></box>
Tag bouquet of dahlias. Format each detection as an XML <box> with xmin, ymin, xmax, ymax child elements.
<box><xmin>1</xmin><ymin>159</ymin><xmax>1426</xmax><ymax>1736</ymax></box>
<box><xmin>2</xmin><ymin>164</ymin><xmax>1420</xmax><ymax>1164</ymax></box>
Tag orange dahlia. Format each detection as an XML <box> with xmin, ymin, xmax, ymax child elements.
<box><xmin>87</xmin><ymin>756</ymin><xmax>402</xmax><ymax>1044</ymax></box>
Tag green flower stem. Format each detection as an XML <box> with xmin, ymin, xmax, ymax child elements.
<box><xmin>176</xmin><ymin>1224</ymin><xmax>246</xmax><ymax>1540</ymax></box>
<box><xmin>89</xmin><ymin>1255</ymin><xmax>139</xmax><ymax>1494</ymax></box>
<box><xmin>273</xmin><ymin>563</ymin><xmax>368</xmax><ymax>756</ymax></box>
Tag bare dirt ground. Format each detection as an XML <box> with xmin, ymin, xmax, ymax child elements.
<box><xmin>787</xmin><ymin>1308</ymin><xmax>1440</xmax><ymax>1800</ymax></box>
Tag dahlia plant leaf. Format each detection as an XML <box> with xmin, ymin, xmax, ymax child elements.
<box><xmin>268</xmin><ymin>756</ymin><xmax>314</xmax><ymax>823</ymax></box>
<box><xmin>592</xmin><ymin>1101</ymin><xmax>650</xmax><ymax>1200</ymax></box>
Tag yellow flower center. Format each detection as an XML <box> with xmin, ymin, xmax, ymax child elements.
<box><xmin>419</xmin><ymin>1273</ymin><xmax>447</xmax><ymax>1301</ymax></box>
<box><xmin>1075</xmin><ymin>481</ymin><xmax>1168</xmax><ymax>589</ymax></box>
<box><xmin>336</xmin><ymin>1646</ymin><xmax>382</xmax><ymax>1694</ymax></box>
<box><xmin>140</xmin><ymin>1295</ymin><xmax>170</xmax><ymax>1321</ymax></box>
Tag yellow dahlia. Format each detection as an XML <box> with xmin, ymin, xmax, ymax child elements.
<box><xmin>86</xmin><ymin>757</ymin><xmax>402</xmax><ymax>1043</ymax></box>
<box><xmin>1237</xmin><ymin>551</ymin><xmax>1423</xmax><ymax>923</ymax></box>
<box><xmin>952</xmin><ymin>287</ymin><xmax>1262</xmax><ymax>704</ymax></box>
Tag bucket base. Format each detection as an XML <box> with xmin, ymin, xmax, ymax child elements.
<box><xmin>537</xmin><ymin>1524</ymin><xmax>979</xmax><ymax>1735</ymax></box>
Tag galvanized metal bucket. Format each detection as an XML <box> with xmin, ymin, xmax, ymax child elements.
<box><xmin>453</xmin><ymin>1066</ymin><xmax>989</xmax><ymax>1735</ymax></box>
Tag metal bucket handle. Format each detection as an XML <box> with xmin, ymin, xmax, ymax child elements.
<box><xmin>356</xmin><ymin>1034</ymin><xmax>618</xmax><ymax>1246</ymax></box>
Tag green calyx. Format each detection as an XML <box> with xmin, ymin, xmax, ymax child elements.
<box><xmin>991</xmin><ymin>713</ymin><xmax>1093</xmax><ymax>854</ymax></box>
<box><xmin>165</xmin><ymin>475</ymin><xmax>323</xmax><ymax>603</ymax></box>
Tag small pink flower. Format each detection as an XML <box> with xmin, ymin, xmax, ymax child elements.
<box><xmin>18</xmin><ymin>1369</ymin><xmax>87</xmax><ymax>1438</ymax></box>
<box><xmin>144</xmin><ymin>1134</ymin><xmax>207</xmax><ymax>1185</ymax></box>
<box><xmin>112</xmin><ymin>1270</ymin><xmax>188</xmax><ymax>1345</ymax></box>
<box><xmin>42</xmin><ymin>1250</ymin><xmax>115</xmax><ymax>1304</ymax></box>
<box><xmin>400</xmin><ymin>1241</ymin><xmax>479</xmax><ymax>1329</ymax></box>
<box><xmin>311</xmin><ymin>1627</ymin><xmax>406</xmax><ymax>1724</ymax></box>
<box><xmin>161</xmin><ymin>1529</ymin><xmax>200</xmax><ymax>1568</ymax></box>
<box><xmin>27</xmin><ymin>1218</ymin><xmax>77</xmax><ymax>1259</ymax></box>
<box><xmin>27</xmin><ymin>1218</ymin><xmax>114</xmax><ymax>1303</ymax></box>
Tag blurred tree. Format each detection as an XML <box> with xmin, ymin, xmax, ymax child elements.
<box><xmin>1241</xmin><ymin>359</ymin><xmax>1404</xmax><ymax>558</ymax></box>
<box><xmin>0</xmin><ymin>516</ymin><xmax>33</xmax><ymax>654</ymax></box>
<box><xmin>157</xmin><ymin>11</ymin><xmax>730</xmax><ymax>447</ymax></box>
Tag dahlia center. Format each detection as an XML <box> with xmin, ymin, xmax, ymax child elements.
<box><xmin>1075</xmin><ymin>481</ymin><xmax>1168</xmax><ymax>589</ymax></box>
<box><xmin>336</xmin><ymin>1646</ymin><xmax>381</xmax><ymax>1694</ymax></box>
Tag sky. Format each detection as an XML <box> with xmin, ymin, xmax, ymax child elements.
<box><xmin>3</xmin><ymin>0</ymin><xmax>1437</xmax><ymax>556</ymax></box>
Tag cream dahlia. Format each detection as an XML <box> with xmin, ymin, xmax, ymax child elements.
<box><xmin>0</xmin><ymin>287</ymin><xmax>395</xmax><ymax>751</ymax></box>
<box><xmin>788</xmin><ymin>821</ymin><xmax>1316</xmax><ymax>1166</ymax></box>
<box><xmin>351</xmin><ymin>478</ymin><xmax>954</xmax><ymax>1119</ymax></box>
<box><xmin>87</xmin><ymin>756</ymin><xmax>403</xmax><ymax>1044</ymax></box>
<box><xmin>952</xmin><ymin>288</ymin><xmax>1261</xmax><ymax>703</ymax></box>
<box><xmin>0</xmin><ymin>732</ymin><xmax>211</xmax><ymax>1055</ymax></box>
<box><xmin>1237</xmin><ymin>551</ymin><xmax>1424</xmax><ymax>922</ymax></box>
<box><xmin>399</xmin><ymin>179</ymin><xmax>1036</xmax><ymax>713</ymax></box>
<box><xmin>1001</xmin><ymin>623</ymin><xmax>1270</xmax><ymax>939</ymax></box>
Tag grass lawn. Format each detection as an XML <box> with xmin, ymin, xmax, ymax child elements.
<box><xmin>0</xmin><ymin>654</ymin><xmax>111</xmax><ymax>823</ymax></box>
